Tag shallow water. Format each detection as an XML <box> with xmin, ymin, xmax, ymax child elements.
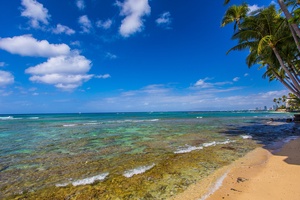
<box><xmin>0</xmin><ymin>111</ymin><xmax>296</xmax><ymax>199</ymax></box>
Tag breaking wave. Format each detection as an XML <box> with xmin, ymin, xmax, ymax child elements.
<box><xmin>175</xmin><ymin>139</ymin><xmax>234</xmax><ymax>154</ymax></box>
<box><xmin>56</xmin><ymin>172</ymin><xmax>109</xmax><ymax>187</ymax></box>
<box><xmin>123</xmin><ymin>164</ymin><xmax>155</xmax><ymax>178</ymax></box>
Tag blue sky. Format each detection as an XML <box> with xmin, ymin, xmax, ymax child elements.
<box><xmin>0</xmin><ymin>0</ymin><xmax>287</xmax><ymax>114</ymax></box>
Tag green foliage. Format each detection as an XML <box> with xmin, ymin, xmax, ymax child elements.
<box><xmin>287</xmin><ymin>93</ymin><xmax>300</xmax><ymax>110</ymax></box>
<box><xmin>222</xmin><ymin>2</ymin><xmax>300</xmax><ymax>99</ymax></box>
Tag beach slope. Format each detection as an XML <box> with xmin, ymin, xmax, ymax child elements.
<box><xmin>174</xmin><ymin>137</ymin><xmax>300</xmax><ymax>200</ymax></box>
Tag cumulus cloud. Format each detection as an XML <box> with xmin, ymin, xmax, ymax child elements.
<box><xmin>96</xmin><ymin>19</ymin><xmax>113</xmax><ymax>29</ymax></box>
<box><xmin>79</xmin><ymin>15</ymin><xmax>93</xmax><ymax>33</ymax></box>
<box><xmin>117</xmin><ymin>0</ymin><xmax>151</xmax><ymax>37</ymax></box>
<box><xmin>244</xmin><ymin>73</ymin><xmax>249</xmax><ymax>77</ymax></box>
<box><xmin>21</xmin><ymin>0</ymin><xmax>50</xmax><ymax>28</ymax></box>
<box><xmin>0</xmin><ymin>71</ymin><xmax>14</xmax><ymax>87</ymax></box>
<box><xmin>95</xmin><ymin>74</ymin><xmax>111</xmax><ymax>79</ymax></box>
<box><xmin>25</xmin><ymin>53</ymin><xmax>93</xmax><ymax>91</ymax></box>
<box><xmin>26</xmin><ymin>54</ymin><xmax>91</xmax><ymax>75</ymax></box>
<box><xmin>156</xmin><ymin>12</ymin><xmax>172</xmax><ymax>28</ymax></box>
<box><xmin>52</xmin><ymin>24</ymin><xmax>75</xmax><ymax>35</ymax></box>
<box><xmin>0</xmin><ymin>35</ymin><xmax>70</xmax><ymax>57</ymax></box>
<box><xmin>76</xmin><ymin>0</ymin><xmax>85</xmax><ymax>10</ymax></box>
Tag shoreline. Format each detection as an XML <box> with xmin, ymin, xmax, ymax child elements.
<box><xmin>172</xmin><ymin>127</ymin><xmax>300</xmax><ymax>200</ymax></box>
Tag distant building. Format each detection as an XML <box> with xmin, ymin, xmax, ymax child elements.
<box><xmin>264</xmin><ymin>106</ymin><xmax>267</xmax><ymax>111</ymax></box>
<box><xmin>286</xmin><ymin>98</ymin><xmax>292</xmax><ymax>109</ymax></box>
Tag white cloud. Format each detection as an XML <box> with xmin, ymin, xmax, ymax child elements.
<box><xmin>96</xmin><ymin>19</ymin><xmax>113</xmax><ymax>29</ymax></box>
<box><xmin>21</xmin><ymin>0</ymin><xmax>50</xmax><ymax>28</ymax></box>
<box><xmin>76</xmin><ymin>0</ymin><xmax>85</xmax><ymax>10</ymax></box>
<box><xmin>26</xmin><ymin>54</ymin><xmax>91</xmax><ymax>75</ymax></box>
<box><xmin>244</xmin><ymin>73</ymin><xmax>249</xmax><ymax>77</ymax></box>
<box><xmin>0</xmin><ymin>89</ymin><xmax>13</xmax><ymax>96</ymax></box>
<box><xmin>247</xmin><ymin>4</ymin><xmax>263</xmax><ymax>15</ymax></box>
<box><xmin>25</xmin><ymin>53</ymin><xmax>93</xmax><ymax>91</ymax></box>
<box><xmin>233</xmin><ymin>77</ymin><xmax>240</xmax><ymax>82</ymax></box>
<box><xmin>79</xmin><ymin>15</ymin><xmax>93</xmax><ymax>33</ymax></box>
<box><xmin>0</xmin><ymin>62</ymin><xmax>5</xmax><ymax>67</ymax></box>
<box><xmin>105</xmin><ymin>52</ymin><xmax>117</xmax><ymax>59</ymax></box>
<box><xmin>70</xmin><ymin>41</ymin><xmax>81</xmax><ymax>47</ymax></box>
<box><xmin>194</xmin><ymin>78</ymin><xmax>213</xmax><ymax>88</ymax></box>
<box><xmin>52</xmin><ymin>24</ymin><xmax>75</xmax><ymax>35</ymax></box>
<box><xmin>156</xmin><ymin>12</ymin><xmax>172</xmax><ymax>28</ymax></box>
<box><xmin>117</xmin><ymin>0</ymin><xmax>151</xmax><ymax>37</ymax></box>
<box><xmin>0</xmin><ymin>35</ymin><xmax>70</xmax><ymax>57</ymax></box>
<box><xmin>193</xmin><ymin>78</ymin><xmax>232</xmax><ymax>88</ymax></box>
<box><xmin>83</xmin><ymin>83</ymin><xmax>287</xmax><ymax>112</ymax></box>
<box><xmin>0</xmin><ymin>70</ymin><xmax>14</xmax><ymax>87</ymax></box>
<box><xmin>29</xmin><ymin>74</ymin><xmax>93</xmax><ymax>90</ymax></box>
<box><xmin>95</xmin><ymin>74</ymin><xmax>111</xmax><ymax>79</ymax></box>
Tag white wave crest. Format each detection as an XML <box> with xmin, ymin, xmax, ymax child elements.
<box><xmin>174</xmin><ymin>139</ymin><xmax>235</xmax><ymax>154</ymax></box>
<box><xmin>71</xmin><ymin>173</ymin><xmax>109</xmax><ymax>186</ymax></box>
<box><xmin>123</xmin><ymin>164</ymin><xmax>155</xmax><ymax>178</ymax></box>
<box><xmin>55</xmin><ymin>183</ymin><xmax>69</xmax><ymax>187</ymax></box>
<box><xmin>63</xmin><ymin>124</ymin><xmax>78</xmax><ymax>127</ymax></box>
<box><xmin>174</xmin><ymin>145</ymin><xmax>204</xmax><ymax>154</ymax></box>
<box><xmin>0</xmin><ymin>116</ymin><xmax>14</xmax><ymax>120</ymax></box>
<box><xmin>241</xmin><ymin>135</ymin><xmax>252</xmax><ymax>139</ymax></box>
<box><xmin>28</xmin><ymin>117</ymin><xmax>39</xmax><ymax>119</ymax></box>
<box><xmin>203</xmin><ymin>141</ymin><xmax>216</xmax><ymax>147</ymax></box>
<box><xmin>83</xmin><ymin>122</ymin><xmax>99</xmax><ymax>125</ymax></box>
<box><xmin>216</xmin><ymin>140</ymin><xmax>233</xmax><ymax>145</ymax></box>
<box><xmin>110</xmin><ymin>119</ymin><xmax>159</xmax><ymax>123</ymax></box>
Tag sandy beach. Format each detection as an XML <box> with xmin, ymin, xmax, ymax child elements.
<box><xmin>173</xmin><ymin>126</ymin><xmax>300</xmax><ymax>200</ymax></box>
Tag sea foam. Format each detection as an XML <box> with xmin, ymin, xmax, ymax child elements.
<box><xmin>283</xmin><ymin>136</ymin><xmax>299</xmax><ymax>144</ymax></box>
<box><xmin>72</xmin><ymin>173</ymin><xmax>109</xmax><ymax>186</ymax></box>
<box><xmin>56</xmin><ymin>173</ymin><xmax>109</xmax><ymax>187</ymax></box>
<box><xmin>241</xmin><ymin>135</ymin><xmax>252</xmax><ymax>139</ymax></box>
<box><xmin>63</xmin><ymin>124</ymin><xmax>78</xmax><ymax>127</ymax></box>
<box><xmin>28</xmin><ymin>117</ymin><xmax>39</xmax><ymax>119</ymax></box>
<box><xmin>174</xmin><ymin>139</ymin><xmax>234</xmax><ymax>154</ymax></box>
<box><xmin>123</xmin><ymin>164</ymin><xmax>155</xmax><ymax>178</ymax></box>
<box><xmin>203</xmin><ymin>141</ymin><xmax>217</xmax><ymax>147</ymax></box>
<box><xmin>174</xmin><ymin>145</ymin><xmax>204</xmax><ymax>154</ymax></box>
<box><xmin>0</xmin><ymin>116</ymin><xmax>16</xmax><ymax>120</ymax></box>
<box><xmin>198</xmin><ymin>171</ymin><xmax>229</xmax><ymax>200</ymax></box>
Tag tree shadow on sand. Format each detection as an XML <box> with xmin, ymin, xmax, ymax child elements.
<box><xmin>220</xmin><ymin>119</ymin><xmax>300</xmax><ymax>165</ymax></box>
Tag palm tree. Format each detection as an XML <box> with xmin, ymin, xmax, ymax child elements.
<box><xmin>223</xmin><ymin>5</ymin><xmax>300</xmax><ymax>98</ymax></box>
<box><xmin>221</xmin><ymin>3</ymin><xmax>249</xmax><ymax>31</ymax></box>
<box><xmin>278</xmin><ymin>0</ymin><xmax>300</xmax><ymax>38</ymax></box>
<box><xmin>273</xmin><ymin>98</ymin><xmax>278</xmax><ymax>105</ymax></box>
<box><xmin>224</xmin><ymin>0</ymin><xmax>300</xmax><ymax>51</ymax></box>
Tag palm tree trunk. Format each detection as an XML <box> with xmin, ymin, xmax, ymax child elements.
<box><xmin>278</xmin><ymin>0</ymin><xmax>300</xmax><ymax>38</ymax></box>
<box><xmin>289</xmin><ymin>24</ymin><xmax>300</xmax><ymax>52</ymax></box>
<box><xmin>288</xmin><ymin>62</ymin><xmax>300</xmax><ymax>82</ymax></box>
<box><xmin>270</xmin><ymin>67</ymin><xmax>299</xmax><ymax>96</ymax></box>
<box><xmin>272</xmin><ymin>46</ymin><xmax>300</xmax><ymax>96</ymax></box>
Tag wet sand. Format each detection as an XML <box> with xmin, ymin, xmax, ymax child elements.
<box><xmin>173</xmin><ymin>135</ymin><xmax>300</xmax><ymax>200</ymax></box>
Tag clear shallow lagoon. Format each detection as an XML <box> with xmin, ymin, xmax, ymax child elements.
<box><xmin>0</xmin><ymin>111</ymin><xmax>296</xmax><ymax>199</ymax></box>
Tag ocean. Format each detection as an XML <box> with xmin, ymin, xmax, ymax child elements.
<box><xmin>0</xmin><ymin>111</ymin><xmax>297</xmax><ymax>199</ymax></box>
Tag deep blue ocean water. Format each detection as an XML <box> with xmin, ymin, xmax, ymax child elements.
<box><xmin>0</xmin><ymin>111</ymin><xmax>295</xmax><ymax>199</ymax></box>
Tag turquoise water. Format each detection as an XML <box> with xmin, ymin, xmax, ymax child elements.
<box><xmin>0</xmin><ymin>111</ymin><xmax>295</xmax><ymax>199</ymax></box>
